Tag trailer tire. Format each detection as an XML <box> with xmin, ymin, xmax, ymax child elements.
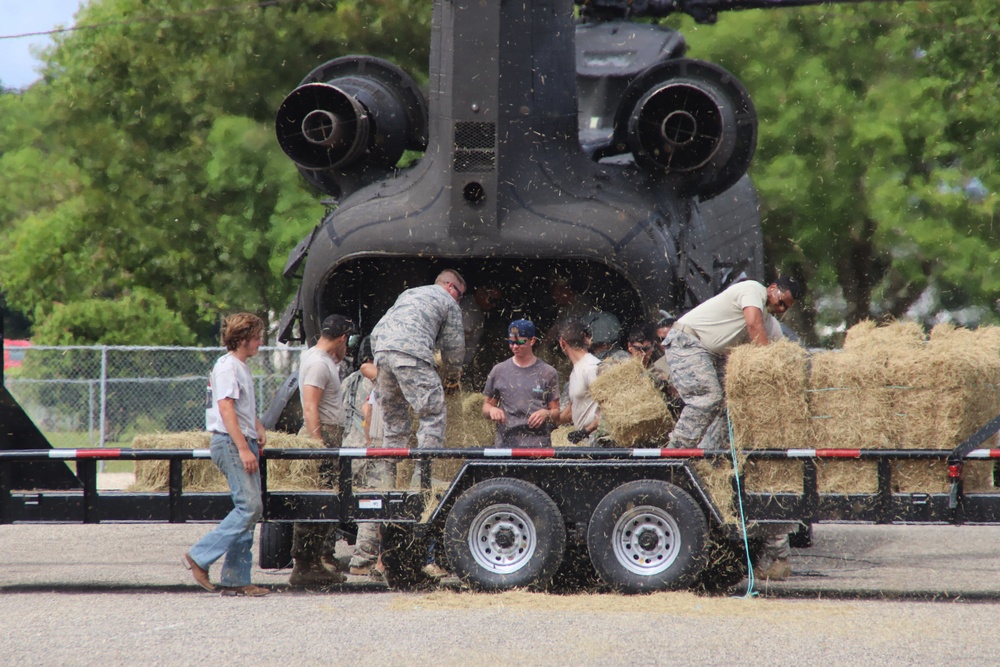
<box><xmin>380</xmin><ymin>523</ymin><xmax>434</xmax><ymax>590</ymax></box>
<box><xmin>587</xmin><ymin>480</ymin><xmax>708</xmax><ymax>593</ymax></box>
<box><xmin>444</xmin><ymin>478</ymin><xmax>566</xmax><ymax>591</ymax></box>
<box><xmin>258</xmin><ymin>522</ymin><xmax>294</xmax><ymax>569</ymax></box>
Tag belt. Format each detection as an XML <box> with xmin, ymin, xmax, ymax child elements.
<box><xmin>673</xmin><ymin>322</ymin><xmax>700</xmax><ymax>341</ymax></box>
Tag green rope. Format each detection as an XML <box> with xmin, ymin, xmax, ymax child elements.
<box><xmin>727</xmin><ymin>408</ymin><xmax>757</xmax><ymax>599</ymax></box>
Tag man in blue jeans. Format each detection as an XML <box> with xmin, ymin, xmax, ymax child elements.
<box><xmin>184</xmin><ymin>312</ymin><xmax>270</xmax><ymax>596</ymax></box>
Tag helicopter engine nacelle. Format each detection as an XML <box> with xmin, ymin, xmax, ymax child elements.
<box><xmin>613</xmin><ymin>58</ymin><xmax>757</xmax><ymax>200</ymax></box>
<box><xmin>275</xmin><ymin>56</ymin><xmax>427</xmax><ymax>200</ymax></box>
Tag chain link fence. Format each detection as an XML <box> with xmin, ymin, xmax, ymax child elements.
<box><xmin>3</xmin><ymin>345</ymin><xmax>304</xmax><ymax>450</ymax></box>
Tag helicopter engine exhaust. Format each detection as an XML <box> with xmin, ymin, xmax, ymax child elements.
<box><xmin>614</xmin><ymin>58</ymin><xmax>757</xmax><ymax>199</ymax></box>
<box><xmin>275</xmin><ymin>56</ymin><xmax>427</xmax><ymax>198</ymax></box>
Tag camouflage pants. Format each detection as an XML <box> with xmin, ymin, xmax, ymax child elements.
<box><xmin>663</xmin><ymin>329</ymin><xmax>727</xmax><ymax>449</ymax></box>
<box><xmin>292</xmin><ymin>423</ymin><xmax>343</xmax><ymax>564</ymax></box>
<box><xmin>349</xmin><ymin>458</ymin><xmax>395</xmax><ymax>568</ymax></box>
<box><xmin>375</xmin><ymin>351</ymin><xmax>447</xmax><ymax>449</ymax></box>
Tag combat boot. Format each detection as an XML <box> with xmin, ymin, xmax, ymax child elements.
<box><xmin>289</xmin><ymin>560</ymin><xmax>346</xmax><ymax>587</ymax></box>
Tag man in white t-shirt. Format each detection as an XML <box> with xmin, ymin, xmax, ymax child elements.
<box><xmin>664</xmin><ymin>277</ymin><xmax>803</xmax><ymax>450</ymax></box>
<box><xmin>556</xmin><ymin>318</ymin><xmax>601</xmax><ymax>445</ymax></box>
<box><xmin>289</xmin><ymin>313</ymin><xmax>356</xmax><ymax>587</ymax></box>
<box><xmin>186</xmin><ymin>312</ymin><xmax>269</xmax><ymax>596</ymax></box>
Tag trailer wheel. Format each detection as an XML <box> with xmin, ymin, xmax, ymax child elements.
<box><xmin>587</xmin><ymin>480</ymin><xmax>708</xmax><ymax>593</ymax></box>
<box><xmin>258</xmin><ymin>522</ymin><xmax>294</xmax><ymax>570</ymax></box>
<box><xmin>444</xmin><ymin>478</ymin><xmax>566</xmax><ymax>591</ymax></box>
<box><xmin>380</xmin><ymin>523</ymin><xmax>433</xmax><ymax>590</ymax></box>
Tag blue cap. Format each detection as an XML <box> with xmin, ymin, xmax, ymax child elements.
<box><xmin>508</xmin><ymin>319</ymin><xmax>536</xmax><ymax>339</ymax></box>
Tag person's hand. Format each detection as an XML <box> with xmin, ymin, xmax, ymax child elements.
<box><xmin>567</xmin><ymin>429</ymin><xmax>589</xmax><ymax>444</ymax></box>
<box><xmin>240</xmin><ymin>446</ymin><xmax>259</xmax><ymax>474</ymax></box>
<box><xmin>527</xmin><ymin>409</ymin><xmax>549</xmax><ymax>429</ymax></box>
<box><xmin>258</xmin><ymin>430</ymin><xmax>267</xmax><ymax>447</ymax></box>
<box><xmin>487</xmin><ymin>406</ymin><xmax>506</xmax><ymax>424</ymax></box>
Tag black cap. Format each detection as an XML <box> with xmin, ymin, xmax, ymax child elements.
<box><xmin>320</xmin><ymin>314</ymin><xmax>356</xmax><ymax>339</ymax></box>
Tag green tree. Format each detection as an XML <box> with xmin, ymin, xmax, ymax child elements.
<box><xmin>678</xmin><ymin>1</ymin><xmax>1000</xmax><ymax>342</ymax></box>
<box><xmin>0</xmin><ymin>0</ymin><xmax>431</xmax><ymax>344</ymax></box>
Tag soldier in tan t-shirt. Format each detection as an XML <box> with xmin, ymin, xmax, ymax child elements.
<box><xmin>663</xmin><ymin>277</ymin><xmax>803</xmax><ymax>450</ymax></box>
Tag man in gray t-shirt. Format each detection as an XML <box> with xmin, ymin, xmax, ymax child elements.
<box><xmin>482</xmin><ymin>319</ymin><xmax>560</xmax><ymax>448</ymax></box>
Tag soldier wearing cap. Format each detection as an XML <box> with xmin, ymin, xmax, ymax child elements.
<box><xmin>482</xmin><ymin>319</ymin><xmax>561</xmax><ymax>448</ymax></box>
<box><xmin>370</xmin><ymin>270</ymin><xmax>466</xmax><ymax>451</ymax></box>
<box><xmin>289</xmin><ymin>313</ymin><xmax>356</xmax><ymax>587</ymax></box>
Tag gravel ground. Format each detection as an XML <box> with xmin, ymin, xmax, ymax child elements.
<box><xmin>2</xmin><ymin>522</ymin><xmax>1000</xmax><ymax>666</ymax></box>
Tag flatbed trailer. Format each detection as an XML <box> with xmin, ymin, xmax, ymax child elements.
<box><xmin>4</xmin><ymin>412</ymin><xmax>1000</xmax><ymax>593</ymax></box>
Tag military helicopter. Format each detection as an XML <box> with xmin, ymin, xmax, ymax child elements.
<box><xmin>266</xmin><ymin>0</ymin><xmax>873</xmax><ymax>421</ymax></box>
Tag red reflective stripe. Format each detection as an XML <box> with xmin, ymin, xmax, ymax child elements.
<box><xmin>815</xmin><ymin>449</ymin><xmax>861</xmax><ymax>458</ymax></box>
<box><xmin>371</xmin><ymin>448</ymin><xmax>412</xmax><ymax>457</ymax></box>
<box><xmin>991</xmin><ymin>450</ymin><xmax>1000</xmax><ymax>459</ymax></box>
<box><xmin>76</xmin><ymin>449</ymin><xmax>122</xmax><ymax>459</ymax></box>
<box><xmin>511</xmin><ymin>448</ymin><xmax>556</xmax><ymax>458</ymax></box>
<box><xmin>660</xmin><ymin>449</ymin><xmax>705</xmax><ymax>458</ymax></box>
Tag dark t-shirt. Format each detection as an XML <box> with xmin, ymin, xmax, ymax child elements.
<box><xmin>483</xmin><ymin>357</ymin><xmax>560</xmax><ymax>447</ymax></box>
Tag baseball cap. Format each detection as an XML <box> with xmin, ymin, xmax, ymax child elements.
<box><xmin>508</xmin><ymin>319</ymin><xmax>536</xmax><ymax>339</ymax></box>
<box><xmin>320</xmin><ymin>314</ymin><xmax>356</xmax><ymax>338</ymax></box>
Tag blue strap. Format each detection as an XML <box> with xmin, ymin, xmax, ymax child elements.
<box><xmin>727</xmin><ymin>408</ymin><xmax>757</xmax><ymax>599</ymax></box>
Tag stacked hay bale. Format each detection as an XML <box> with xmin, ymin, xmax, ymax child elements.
<box><xmin>129</xmin><ymin>431</ymin><xmax>328</xmax><ymax>492</ymax></box>
<box><xmin>806</xmin><ymin>322</ymin><xmax>920</xmax><ymax>493</ymax></box>
<box><xmin>589</xmin><ymin>358</ymin><xmax>674</xmax><ymax>447</ymax></box>
<box><xmin>725</xmin><ymin>340</ymin><xmax>811</xmax><ymax>494</ymax></box>
<box><xmin>724</xmin><ymin>321</ymin><xmax>1000</xmax><ymax>500</ymax></box>
<box><xmin>887</xmin><ymin>323</ymin><xmax>999</xmax><ymax>492</ymax></box>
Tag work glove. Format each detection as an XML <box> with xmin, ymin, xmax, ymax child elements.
<box><xmin>567</xmin><ymin>429</ymin><xmax>589</xmax><ymax>444</ymax></box>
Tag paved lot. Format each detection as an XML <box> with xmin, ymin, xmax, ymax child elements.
<box><xmin>3</xmin><ymin>516</ymin><xmax>1000</xmax><ymax>666</ymax></box>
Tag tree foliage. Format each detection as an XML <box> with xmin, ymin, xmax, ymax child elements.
<box><xmin>0</xmin><ymin>0</ymin><xmax>431</xmax><ymax>345</ymax></box>
<box><xmin>677</xmin><ymin>0</ymin><xmax>1000</xmax><ymax>341</ymax></box>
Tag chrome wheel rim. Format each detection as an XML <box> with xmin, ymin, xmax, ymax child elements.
<box><xmin>467</xmin><ymin>503</ymin><xmax>536</xmax><ymax>573</ymax></box>
<box><xmin>612</xmin><ymin>505</ymin><xmax>681</xmax><ymax>576</ymax></box>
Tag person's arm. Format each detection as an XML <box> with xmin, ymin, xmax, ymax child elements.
<box><xmin>218</xmin><ymin>398</ymin><xmax>258</xmax><ymax>474</ymax></box>
<box><xmin>743</xmin><ymin>306</ymin><xmax>769</xmax><ymax>346</ymax></box>
<box><xmin>558</xmin><ymin>404</ymin><xmax>573</xmax><ymax>425</ymax></box>
<box><xmin>302</xmin><ymin>384</ymin><xmax>324</xmax><ymax>442</ymax></box>
<box><xmin>362</xmin><ymin>401</ymin><xmax>373</xmax><ymax>444</ymax></box>
<box><xmin>528</xmin><ymin>399</ymin><xmax>560</xmax><ymax>429</ymax></box>
<box><xmin>483</xmin><ymin>396</ymin><xmax>506</xmax><ymax>424</ymax></box>
<box><xmin>256</xmin><ymin>418</ymin><xmax>267</xmax><ymax>447</ymax></box>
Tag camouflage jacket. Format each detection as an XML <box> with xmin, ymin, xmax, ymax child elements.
<box><xmin>371</xmin><ymin>284</ymin><xmax>465</xmax><ymax>372</ymax></box>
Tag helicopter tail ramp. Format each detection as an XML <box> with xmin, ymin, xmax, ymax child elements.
<box><xmin>1</xmin><ymin>334</ymin><xmax>82</xmax><ymax>491</ymax></box>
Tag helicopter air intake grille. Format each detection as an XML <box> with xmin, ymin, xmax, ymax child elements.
<box><xmin>454</xmin><ymin>122</ymin><xmax>496</xmax><ymax>172</ymax></box>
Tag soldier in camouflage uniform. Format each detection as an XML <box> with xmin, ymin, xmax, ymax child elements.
<box><xmin>663</xmin><ymin>277</ymin><xmax>804</xmax><ymax>582</ymax></box>
<box><xmin>663</xmin><ymin>276</ymin><xmax>803</xmax><ymax>450</ymax></box>
<box><xmin>370</xmin><ymin>270</ymin><xmax>466</xmax><ymax>451</ymax></box>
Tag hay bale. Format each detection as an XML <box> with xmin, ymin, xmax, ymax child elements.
<box><xmin>437</xmin><ymin>391</ymin><xmax>495</xmax><ymax>482</ymax></box>
<box><xmin>742</xmin><ymin>459</ymin><xmax>802</xmax><ymax>493</ymax></box>
<box><xmin>808</xmin><ymin>350</ymin><xmax>898</xmax><ymax>451</ymax></box>
<box><xmin>725</xmin><ymin>340</ymin><xmax>811</xmax><ymax>449</ymax></box>
<box><xmin>692</xmin><ymin>460</ymin><xmax>738</xmax><ymax>524</ymax></box>
<box><xmin>551</xmin><ymin>424</ymin><xmax>574</xmax><ymax>447</ymax></box>
<box><xmin>817</xmin><ymin>460</ymin><xmax>877</xmax><ymax>494</ymax></box>
<box><xmin>589</xmin><ymin>358</ymin><xmax>673</xmax><ymax>446</ymax></box>
<box><xmin>129</xmin><ymin>431</ymin><xmax>328</xmax><ymax>492</ymax></box>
